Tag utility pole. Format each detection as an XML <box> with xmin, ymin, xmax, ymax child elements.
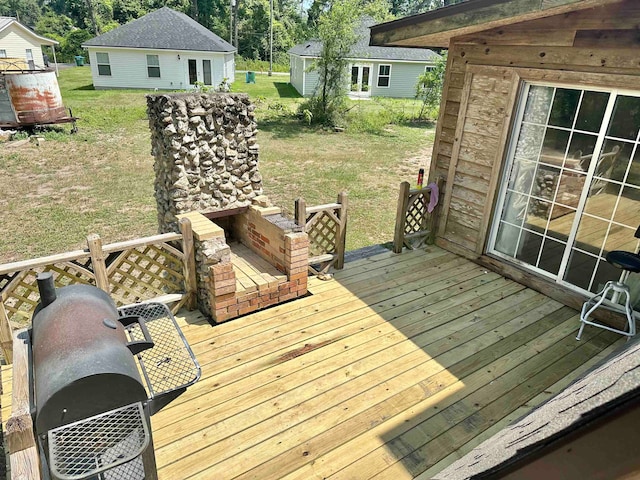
<box><xmin>230</xmin><ymin>0</ymin><xmax>234</xmax><ymax>44</ymax></box>
<box><xmin>268</xmin><ymin>0</ymin><xmax>273</xmax><ymax>76</ymax></box>
<box><xmin>234</xmin><ymin>0</ymin><xmax>239</xmax><ymax>50</ymax></box>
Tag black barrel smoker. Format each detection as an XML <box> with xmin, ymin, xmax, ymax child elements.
<box><xmin>30</xmin><ymin>273</ymin><xmax>201</xmax><ymax>480</ymax></box>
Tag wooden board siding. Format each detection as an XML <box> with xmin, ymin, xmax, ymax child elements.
<box><xmin>1</xmin><ymin>247</ymin><xmax>625</xmax><ymax>480</ymax></box>
<box><xmin>436</xmin><ymin>65</ymin><xmax>517</xmax><ymax>253</ymax></box>
<box><xmin>428</xmin><ymin>0</ymin><xmax>640</xmax><ymax>257</ymax></box>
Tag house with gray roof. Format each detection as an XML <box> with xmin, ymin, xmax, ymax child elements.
<box><xmin>82</xmin><ymin>7</ymin><xmax>235</xmax><ymax>90</ymax></box>
<box><xmin>288</xmin><ymin>17</ymin><xmax>440</xmax><ymax>98</ymax></box>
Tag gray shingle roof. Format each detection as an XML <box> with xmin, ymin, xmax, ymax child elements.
<box><xmin>0</xmin><ymin>17</ymin><xmax>13</xmax><ymax>31</ymax></box>
<box><xmin>288</xmin><ymin>16</ymin><xmax>439</xmax><ymax>62</ymax></box>
<box><xmin>434</xmin><ymin>338</ymin><xmax>640</xmax><ymax>479</ymax></box>
<box><xmin>83</xmin><ymin>7</ymin><xmax>234</xmax><ymax>52</ymax></box>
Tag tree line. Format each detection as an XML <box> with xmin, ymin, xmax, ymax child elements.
<box><xmin>0</xmin><ymin>0</ymin><xmax>465</xmax><ymax>63</ymax></box>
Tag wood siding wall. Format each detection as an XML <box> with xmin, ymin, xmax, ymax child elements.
<box><xmin>430</xmin><ymin>0</ymin><xmax>640</xmax><ymax>257</ymax></box>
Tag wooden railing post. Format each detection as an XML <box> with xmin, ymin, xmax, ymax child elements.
<box><xmin>294</xmin><ymin>198</ymin><xmax>307</xmax><ymax>228</ymax></box>
<box><xmin>334</xmin><ymin>191</ymin><xmax>348</xmax><ymax>270</ymax></box>
<box><xmin>87</xmin><ymin>233</ymin><xmax>109</xmax><ymax>292</ymax></box>
<box><xmin>179</xmin><ymin>217</ymin><xmax>198</xmax><ymax>310</ymax></box>
<box><xmin>6</xmin><ymin>329</ymin><xmax>41</xmax><ymax>480</ymax></box>
<box><xmin>0</xmin><ymin>301</ymin><xmax>13</xmax><ymax>363</ymax></box>
<box><xmin>393</xmin><ymin>181</ymin><xmax>411</xmax><ymax>253</ymax></box>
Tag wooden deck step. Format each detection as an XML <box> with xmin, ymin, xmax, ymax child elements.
<box><xmin>230</xmin><ymin>242</ymin><xmax>287</xmax><ymax>294</ymax></box>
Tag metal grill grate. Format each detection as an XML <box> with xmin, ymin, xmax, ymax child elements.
<box><xmin>48</xmin><ymin>402</ymin><xmax>149</xmax><ymax>480</ymax></box>
<box><xmin>118</xmin><ymin>302</ymin><xmax>201</xmax><ymax>397</ymax></box>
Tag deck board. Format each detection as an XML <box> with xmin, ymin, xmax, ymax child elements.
<box><xmin>0</xmin><ymin>246</ymin><xmax>625</xmax><ymax>479</ymax></box>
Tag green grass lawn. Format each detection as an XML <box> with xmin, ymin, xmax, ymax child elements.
<box><xmin>0</xmin><ymin>68</ymin><xmax>434</xmax><ymax>264</ymax></box>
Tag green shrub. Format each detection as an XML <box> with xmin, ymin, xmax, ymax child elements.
<box><xmin>235</xmin><ymin>56</ymin><xmax>289</xmax><ymax>73</ymax></box>
<box><xmin>297</xmin><ymin>94</ymin><xmax>347</xmax><ymax>128</ymax></box>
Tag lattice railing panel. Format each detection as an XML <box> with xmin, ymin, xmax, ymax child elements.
<box><xmin>307</xmin><ymin>212</ymin><xmax>339</xmax><ymax>257</ymax></box>
<box><xmin>107</xmin><ymin>243</ymin><xmax>185</xmax><ymax>306</ymax></box>
<box><xmin>404</xmin><ymin>193</ymin><xmax>428</xmax><ymax>235</ymax></box>
<box><xmin>1</xmin><ymin>259</ymin><xmax>94</xmax><ymax>326</ymax></box>
<box><xmin>393</xmin><ymin>180</ymin><xmax>442</xmax><ymax>254</ymax></box>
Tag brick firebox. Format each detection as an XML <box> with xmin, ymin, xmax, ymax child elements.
<box><xmin>179</xmin><ymin>205</ymin><xmax>309</xmax><ymax>323</ymax></box>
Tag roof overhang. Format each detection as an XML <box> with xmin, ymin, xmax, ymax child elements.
<box><xmin>370</xmin><ymin>0</ymin><xmax>625</xmax><ymax>48</ymax></box>
<box><xmin>0</xmin><ymin>18</ymin><xmax>58</xmax><ymax>45</ymax></box>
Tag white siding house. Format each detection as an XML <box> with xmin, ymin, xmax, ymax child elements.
<box><xmin>288</xmin><ymin>17</ymin><xmax>439</xmax><ymax>99</ymax></box>
<box><xmin>83</xmin><ymin>7</ymin><xmax>235</xmax><ymax>90</ymax></box>
<box><xmin>0</xmin><ymin>17</ymin><xmax>58</xmax><ymax>69</ymax></box>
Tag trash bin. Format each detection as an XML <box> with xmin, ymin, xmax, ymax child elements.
<box><xmin>245</xmin><ymin>71</ymin><xmax>256</xmax><ymax>83</ymax></box>
<box><xmin>74</xmin><ymin>55</ymin><xmax>85</xmax><ymax>66</ymax></box>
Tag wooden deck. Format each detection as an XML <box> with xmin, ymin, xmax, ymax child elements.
<box><xmin>1</xmin><ymin>246</ymin><xmax>626</xmax><ymax>479</ymax></box>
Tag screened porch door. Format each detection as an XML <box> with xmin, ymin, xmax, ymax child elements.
<box><xmin>489</xmin><ymin>84</ymin><xmax>640</xmax><ymax>297</ymax></box>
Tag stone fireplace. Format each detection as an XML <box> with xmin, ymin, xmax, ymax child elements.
<box><xmin>147</xmin><ymin>92</ymin><xmax>309</xmax><ymax>322</ymax></box>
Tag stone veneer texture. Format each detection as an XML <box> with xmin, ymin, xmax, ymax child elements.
<box><xmin>147</xmin><ymin>92</ymin><xmax>263</xmax><ymax>233</ymax></box>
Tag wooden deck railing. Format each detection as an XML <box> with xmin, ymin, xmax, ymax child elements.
<box><xmin>295</xmin><ymin>192</ymin><xmax>348</xmax><ymax>275</ymax></box>
<box><xmin>0</xmin><ymin>218</ymin><xmax>196</xmax><ymax>363</ymax></box>
<box><xmin>393</xmin><ymin>178</ymin><xmax>443</xmax><ymax>253</ymax></box>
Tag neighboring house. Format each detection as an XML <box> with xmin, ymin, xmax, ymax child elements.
<box><xmin>370</xmin><ymin>1</ymin><xmax>640</xmax><ymax>476</ymax></box>
<box><xmin>82</xmin><ymin>7</ymin><xmax>235</xmax><ymax>90</ymax></box>
<box><xmin>288</xmin><ymin>17</ymin><xmax>439</xmax><ymax>98</ymax></box>
<box><xmin>0</xmin><ymin>16</ymin><xmax>58</xmax><ymax>70</ymax></box>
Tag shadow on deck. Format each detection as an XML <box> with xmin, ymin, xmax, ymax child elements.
<box><xmin>2</xmin><ymin>246</ymin><xmax>625</xmax><ymax>479</ymax></box>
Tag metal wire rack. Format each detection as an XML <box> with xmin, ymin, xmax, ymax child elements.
<box><xmin>47</xmin><ymin>402</ymin><xmax>149</xmax><ymax>480</ymax></box>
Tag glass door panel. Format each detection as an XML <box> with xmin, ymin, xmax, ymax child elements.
<box><xmin>563</xmin><ymin>94</ymin><xmax>640</xmax><ymax>293</ymax></box>
<box><xmin>490</xmin><ymin>83</ymin><xmax>640</xmax><ymax>298</ymax></box>
<box><xmin>202</xmin><ymin>60</ymin><xmax>212</xmax><ymax>85</ymax></box>
<box><xmin>350</xmin><ymin>66</ymin><xmax>358</xmax><ymax>92</ymax></box>
<box><xmin>188</xmin><ymin>59</ymin><xmax>198</xmax><ymax>85</ymax></box>
<box><xmin>361</xmin><ymin>66</ymin><xmax>370</xmax><ymax>92</ymax></box>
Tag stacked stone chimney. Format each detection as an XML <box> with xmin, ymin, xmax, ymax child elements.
<box><xmin>147</xmin><ymin>92</ymin><xmax>263</xmax><ymax>233</ymax></box>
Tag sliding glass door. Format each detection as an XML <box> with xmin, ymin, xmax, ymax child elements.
<box><xmin>489</xmin><ymin>83</ymin><xmax>640</xmax><ymax>296</ymax></box>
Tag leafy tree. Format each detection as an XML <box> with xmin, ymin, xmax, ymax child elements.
<box><xmin>303</xmin><ymin>0</ymin><xmax>359</xmax><ymax>125</ymax></box>
<box><xmin>59</xmin><ymin>28</ymin><xmax>93</xmax><ymax>61</ymax></box>
<box><xmin>36</xmin><ymin>11</ymin><xmax>75</xmax><ymax>37</ymax></box>
<box><xmin>0</xmin><ymin>0</ymin><xmax>41</xmax><ymax>25</ymax></box>
<box><xmin>112</xmin><ymin>0</ymin><xmax>145</xmax><ymax>24</ymax></box>
<box><xmin>360</xmin><ymin>0</ymin><xmax>394</xmax><ymax>22</ymax></box>
<box><xmin>415</xmin><ymin>51</ymin><xmax>447</xmax><ymax>120</ymax></box>
<box><xmin>405</xmin><ymin>0</ymin><xmax>467</xmax><ymax>15</ymax></box>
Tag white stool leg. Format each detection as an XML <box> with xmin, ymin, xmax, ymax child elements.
<box><xmin>577</xmin><ymin>282</ymin><xmax>613</xmax><ymax>341</ymax></box>
<box><xmin>622</xmin><ymin>287</ymin><xmax>636</xmax><ymax>339</ymax></box>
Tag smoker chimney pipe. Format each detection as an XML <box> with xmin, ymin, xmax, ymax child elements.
<box><xmin>36</xmin><ymin>272</ymin><xmax>57</xmax><ymax>308</ymax></box>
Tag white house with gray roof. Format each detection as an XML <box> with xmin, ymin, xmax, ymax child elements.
<box><xmin>82</xmin><ymin>7</ymin><xmax>235</xmax><ymax>90</ymax></box>
<box><xmin>288</xmin><ymin>17</ymin><xmax>439</xmax><ymax>98</ymax></box>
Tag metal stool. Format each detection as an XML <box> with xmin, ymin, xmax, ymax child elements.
<box><xmin>577</xmin><ymin>226</ymin><xmax>640</xmax><ymax>340</ymax></box>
